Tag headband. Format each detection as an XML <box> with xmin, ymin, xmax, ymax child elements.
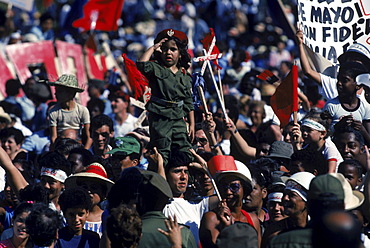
<box><xmin>40</xmin><ymin>167</ymin><xmax>68</xmax><ymax>183</ymax></box>
<box><xmin>301</xmin><ymin>119</ymin><xmax>326</xmax><ymax>132</ymax></box>
<box><xmin>268</xmin><ymin>192</ymin><xmax>283</xmax><ymax>202</ymax></box>
<box><xmin>285</xmin><ymin>180</ymin><xmax>308</xmax><ymax>202</ymax></box>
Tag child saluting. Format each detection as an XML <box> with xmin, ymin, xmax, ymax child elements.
<box><xmin>137</xmin><ymin>29</ymin><xmax>194</xmax><ymax>166</ymax></box>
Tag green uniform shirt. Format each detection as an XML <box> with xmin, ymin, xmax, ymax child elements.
<box><xmin>138</xmin><ymin>211</ymin><xmax>197</xmax><ymax>248</ymax></box>
<box><xmin>136</xmin><ymin>61</ymin><xmax>194</xmax><ymax>120</ymax></box>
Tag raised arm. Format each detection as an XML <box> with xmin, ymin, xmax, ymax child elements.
<box><xmin>138</xmin><ymin>38</ymin><xmax>167</xmax><ymax>62</ymax></box>
<box><xmin>0</xmin><ymin>147</ymin><xmax>28</xmax><ymax>196</ymax></box>
<box><xmin>296</xmin><ymin>30</ymin><xmax>321</xmax><ymax>85</ymax></box>
<box><xmin>224</xmin><ymin>118</ymin><xmax>256</xmax><ymax>159</ymax></box>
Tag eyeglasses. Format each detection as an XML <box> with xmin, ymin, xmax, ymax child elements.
<box><xmin>220</xmin><ymin>183</ymin><xmax>241</xmax><ymax>194</ymax></box>
<box><xmin>194</xmin><ymin>137</ymin><xmax>208</xmax><ymax>144</ymax></box>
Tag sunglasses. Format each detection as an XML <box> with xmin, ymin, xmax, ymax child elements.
<box><xmin>220</xmin><ymin>183</ymin><xmax>241</xmax><ymax>194</ymax></box>
<box><xmin>194</xmin><ymin>137</ymin><xmax>208</xmax><ymax>144</ymax></box>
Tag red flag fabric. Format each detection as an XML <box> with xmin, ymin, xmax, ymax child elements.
<box><xmin>257</xmin><ymin>69</ymin><xmax>279</xmax><ymax>84</ymax></box>
<box><xmin>200</xmin><ymin>28</ymin><xmax>222</xmax><ymax>69</ymax></box>
<box><xmin>122</xmin><ymin>54</ymin><xmax>148</xmax><ymax>99</ymax></box>
<box><xmin>73</xmin><ymin>0</ymin><xmax>124</xmax><ymax>32</ymax></box>
<box><xmin>270</xmin><ymin>64</ymin><xmax>299</xmax><ymax>127</ymax></box>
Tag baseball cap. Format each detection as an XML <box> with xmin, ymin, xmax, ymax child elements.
<box><xmin>106</xmin><ymin>136</ymin><xmax>141</xmax><ymax>156</ymax></box>
<box><xmin>308</xmin><ymin>173</ymin><xmax>364</xmax><ymax>210</ymax></box>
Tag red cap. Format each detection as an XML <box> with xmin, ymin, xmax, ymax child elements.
<box><xmin>207</xmin><ymin>155</ymin><xmax>237</xmax><ymax>176</ymax></box>
<box><xmin>154</xmin><ymin>29</ymin><xmax>188</xmax><ymax>45</ymax></box>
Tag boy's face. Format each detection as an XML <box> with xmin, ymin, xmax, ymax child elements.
<box><xmin>64</xmin><ymin>208</ymin><xmax>89</xmax><ymax>236</ymax></box>
<box><xmin>334</xmin><ymin>132</ymin><xmax>361</xmax><ymax>159</ymax></box>
<box><xmin>55</xmin><ymin>85</ymin><xmax>76</xmax><ymax>102</ymax></box>
<box><xmin>338</xmin><ymin>164</ymin><xmax>362</xmax><ymax>190</ymax></box>
<box><xmin>91</xmin><ymin>125</ymin><xmax>113</xmax><ymax>151</ymax></box>
<box><xmin>337</xmin><ymin>73</ymin><xmax>358</xmax><ymax>96</ymax></box>
<box><xmin>160</xmin><ymin>40</ymin><xmax>180</xmax><ymax>69</ymax></box>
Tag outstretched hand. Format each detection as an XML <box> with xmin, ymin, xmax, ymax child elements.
<box><xmin>158</xmin><ymin>215</ymin><xmax>183</xmax><ymax>248</ymax></box>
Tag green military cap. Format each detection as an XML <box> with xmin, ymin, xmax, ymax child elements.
<box><xmin>140</xmin><ymin>169</ymin><xmax>173</xmax><ymax>199</ymax></box>
<box><xmin>106</xmin><ymin>136</ymin><xmax>141</xmax><ymax>155</ymax></box>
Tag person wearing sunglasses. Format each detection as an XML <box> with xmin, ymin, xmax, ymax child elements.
<box><xmin>199</xmin><ymin>160</ymin><xmax>261</xmax><ymax>248</ymax></box>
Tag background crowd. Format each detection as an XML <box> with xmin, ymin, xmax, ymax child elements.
<box><xmin>0</xmin><ymin>0</ymin><xmax>368</xmax><ymax>248</ymax></box>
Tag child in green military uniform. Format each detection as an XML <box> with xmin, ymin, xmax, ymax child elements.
<box><xmin>137</xmin><ymin>29</ymin><xmax>194</xmax><ymax>167</ymax></box>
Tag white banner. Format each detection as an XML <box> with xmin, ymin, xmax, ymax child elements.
<box><xmin>1</xmin><ymin>0</ymin><xmax>34</xmax><ymax>12</ymax></box>
<box><xmin>297</xmin><ymin>0</ymin><xmax>370</xmax><ymax>64</ymax></box>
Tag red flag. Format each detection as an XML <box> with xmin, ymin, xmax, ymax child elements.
<box><xmin>200</xmin><ymin>28</ymin><xmax>222</xmax><ymax>69</ymax></box>
<box><xmin>257</xmin><ymin>69</ymin><xmax>279</xmax><ymax>84</ymax></box>
<box><xmin>73</xmin><ymin>0</ymin><xmax>124</xmax><ymax>32</ymax></box>
<box><xmin>270</xmin><ymin>64</ymin><xmax>299</xmax><ymax>127</ymax></box>
<box><xmin>122</xmin><ymin>54</ymin><xmax>148</xmax><ymax>100</ymax></box>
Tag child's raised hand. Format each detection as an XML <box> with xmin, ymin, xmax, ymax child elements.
<box><xmin>295</xmin><ymin>30</ymin><xmax>304</xmax><ymax>46</ymax></box>
<box><xmin>291</xmin><ymin>123</ymin><xmax>302</xmax><ymax>143</ymax></box>
<box><xmin>153</xmin><ymin>38</ymin><xmax>168</xmax><ymax>53</ymax></box>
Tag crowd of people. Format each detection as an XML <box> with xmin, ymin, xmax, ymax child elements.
<box><xmin>0</xmin><ymin>0</ymin><xmax>369</xmax><ymax>248</ymax></box>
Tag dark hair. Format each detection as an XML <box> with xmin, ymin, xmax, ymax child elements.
<box><xmin>87</xmin><ymin>98</ymin><xmax>105</xmax><ymax>115</ymax></box>
<box><xmin>107</xmin><ymin>167</ymin><xmax>143</xmax><ymax>210</ymax></box>
<box><xmin>37</xmin><ymin>151</ymin><xmax>72</xmax><ymax>176</ymax></box>
<box><xmin>153</xmin><ymin>37</ymin><xmax>191</xmax><ymax>70</ymax></box>
<box><xmin>19</xmin><ymin>184</ymin><xmax>49</xmax><ymax>204</ymax></box>
<box><xmin>13</xmin><ymin>202</ymin><xmax>33</xmax><ymax>220</ymax></box>
<box><xmin>166</xmin><ymin>149</ymin><xmax>191</xmax><ymax>174</ymax></box>
<box><xmin>5</xmin><ymin>79</ymin><xmax>22</xmax><ymax>96</ymax></box>
<box><xmin>332</xmin><ymin>126</ymin><xmax>365</xmax><ymax>147</ymax></box>
<box><xmin>290</xmin><ymin>147</ymin><xmax>328</xmax><ymax>175</ymax></box>
<box><xmin>54</xmin><ymin>138</ymin><xmax>82</xmax><ymax>157</ymax></box>
<box><xmin>108</xmin><ymin>90</ymin><xmax>130</xmax><ymax>102</ymax></box>
<box><xmin>39</xmin><ymin>12</ymin><xmax>54</xmax><ymax>24</ymax></box>
<box><xmin>338</xmin><ymin>62</ymin><xmax>368</xmax><ymax>79</ymax></box>
<box><xmin>88</xmin><ymin>79</ymin><xmax>105</xmax><ymax>93</ymax></box>
<box><xmin>26</xmin><ymin>203</ymin><xmax>63</xmax><ymax>247</ymax></box>
<box><xmin>58</xmin><ymin>187</ymin><xmax>93</xmax><ymax>212</ymax></box>
<box><xmin>69</xmin><ymin>147</ymin><xmax>93</xmax><ymax>167</ymax></box>
<box><xmin>91</xmin><ymin>114</ymin><xmax>114</xmax><ymax>133</ymax></box>
<box><xmin>0</xmin><ymin>127</ymin><xmax>24</xmax><ymax>144</ymax></box>
<box><xmin>338</xmin><ymin>159</ymin><xmax>364</xmax><ymax>177</ymax></box>
<box><xmin>107</xmin><ymin>204</ymin><xmax>142</xmax><ymax>248</ymax></box>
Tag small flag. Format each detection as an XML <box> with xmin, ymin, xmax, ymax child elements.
<box><xmin>270</xmin><ymin>64</ymin><xmax>299</xmax><ymax>127</ymax></box>
<box><xmin>257</xmin><ymin>69</ymin><xmax>279</xmax><ymax>84</ymax></box>
<box><xmin>200</xmin><ymin>28</ymin><xmax>222</xmax><ymax>70</ymax></box>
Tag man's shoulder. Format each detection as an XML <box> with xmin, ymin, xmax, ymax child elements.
<box><xmin>268</xmin><ymin>228</ymin><xmax>312</xmax><ymax>248</ymax></box>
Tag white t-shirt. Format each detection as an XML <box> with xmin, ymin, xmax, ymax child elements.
<box><xmin>322</xmin><ymin>137</ymin><xmax>344</xmax><ymax>172</ymax></box>
<box><xmin>110</xmin><ymin>113</ymin><xmax>138</xmax><ymax>138</ymax></box>
<box><xmin>163</xmin><ymin>197</ymin><xmax>209</xmax><ymax>245</ymax></box>
<box><xmin>324</xmin><ymin>97</ymin><xmax>370</xmax><ymax>130</ymax></box>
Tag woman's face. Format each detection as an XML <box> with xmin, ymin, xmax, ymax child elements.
<box><xmin>249</xmin><ymin>106</ymin><xmax>264</xmax><ymax>126</ymax></box>
<box><xmin>2</xmin><ymin>135</ymin><xmax>20</xmax><ymax>157</ymax></box>
<box><xmin>219</xmin><ymin>176</ymin><xmax>244</xmax><ymax>209</ymax></box>
<box><xmin>13</xmin><ymin>211</ymin><xmax>30</xmax><ymax>240</ymax></box>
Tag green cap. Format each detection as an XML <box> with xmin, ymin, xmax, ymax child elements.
<box><xmin>49</xmin><ymin>74</ymin><xmax>84</xmax><ymax>92</ymax></box>
<box><xmin>106</xmin><ymin>136</ymin><xmax>141</xmax><ymax>155</ymax></box>
<box><xmin>140</xmin><ymin>170</ymin><xmax>173</xmax><ymax>198</ymax></box>
<box><xmin>308</xmin><ymin>173</ymin><xmax>345</xmax><ymax>201</ymax></box>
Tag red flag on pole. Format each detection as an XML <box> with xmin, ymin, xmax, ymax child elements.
<box><xmin>200</xmin><ymin>28</ymin><xmax>222</xmax><ymax>70</ymax></box>
<box><xmin>122</xmin><ymin>54</ymin><xmax>148</xmax><ymax>100</ymax></box>
<box><xmin>270</xmin><ymin>64</ymin><xmax>299</xmax><ymax>127</ymax></box>
<box><xmin>73</xmin><ymin>0</ymin><xmax>124</xmax><ymax>32</ymax></box>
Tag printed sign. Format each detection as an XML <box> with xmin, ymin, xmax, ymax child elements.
<box><xmin>297</xmin><ymin>0</ymin><xmax>370</xmax><ymax>64</ymax></box>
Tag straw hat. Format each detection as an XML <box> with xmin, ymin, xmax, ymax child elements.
<box><xmin>48</xmin><ymin>74</ymin><xmax>84</xmax><ymax>92</ymax></box>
